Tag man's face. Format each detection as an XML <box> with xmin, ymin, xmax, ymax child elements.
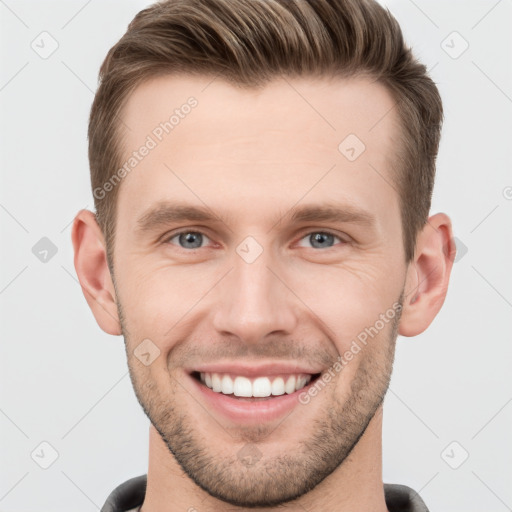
<box><xmin>112</xmin><ymin>74</ymin><xmax>407</xmax><ymax>507</ymax></box>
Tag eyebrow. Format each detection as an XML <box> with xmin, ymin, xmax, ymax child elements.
<box><xmin>288</xmin><ymin>204</ymin><xmax>375</xmax><ymax>227</ymax></box>
<box><xmin>136</xmin><ymin>201</ymin><xmax>376</xmax><ymax>234</ymax></box>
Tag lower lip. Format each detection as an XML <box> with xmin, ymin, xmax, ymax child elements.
<box><xmin>188</xmin><ymin>373</ymin><xmax>318</xmax><ymax>425</ymax></box>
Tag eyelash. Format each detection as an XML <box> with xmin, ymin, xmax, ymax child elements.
<box><xmin>163</xmin><ymin>229</ymin><xmax>347</xmax><ymax>251</ymax></box>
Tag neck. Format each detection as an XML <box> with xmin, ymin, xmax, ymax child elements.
<box><xmin>141</xmin><ymin>406</ymin><xmax>388</xmax><ymax>512</ymax></box>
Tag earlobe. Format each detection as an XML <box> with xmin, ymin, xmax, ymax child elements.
<box><xmin>71</xmin><ymin>209</ymin><xmax>122</xmax><ymax>335</ymax></box>
<box><xmin>398</xmin><ymin>213</ymin><xmax>456</xmax><ymax>337</ymax></box>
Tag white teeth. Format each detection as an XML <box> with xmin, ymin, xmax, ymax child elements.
<box><xmin>252</xmin><ymin>377</ymin><xmax>272</xmax><ymax>397</ymax></box>
<box><xmin>271</xmin><ymin>377</ymin><xmax>285</xmax><ymax>396</ymax></box>
<box><xmin>284</xmin><ymin>375</ymin><xmax>296</xmax><ymax>394</ymax></box>
<box><xmin>198</xmin><ymin>372</ymin><xmax>313</xmax><ymax>397</ymax></box>
<box><xmin>233</xmin><ymin>376</ymin><xmax>253</xmax><ymax>397</ymax></box>
<box><xmin>296</xmin><ymin>375</ymin><xmax>306</xmax><ymax>390</ymax></box>
<box><xmin>212</xmin><ymin>373</ymin><xmax>222</xmax><ymax>392</ymax></box>
<box><xmin>221</xmin><ymin>374</ymin><xmax>234</xmax><ymax>395</ymax></box>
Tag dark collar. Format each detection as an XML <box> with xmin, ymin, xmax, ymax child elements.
<box><xmin>101</xmin><ymin>474</ymin><xmax>429</xmax><ymax>512</ymax></box>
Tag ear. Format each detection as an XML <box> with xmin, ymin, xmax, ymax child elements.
<box><xmin>399</xmin><ymin>212</ymin><xmax>456</xmax><ymax>337</ymax></box>
<box><xmin>71</xmin><ymin>209</ymin><xmax>122</xmax><ymax>335</ymax></box>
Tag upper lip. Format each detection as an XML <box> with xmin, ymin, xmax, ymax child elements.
<box><xmin>188</xmin><ymin>361</ymin><xmax>324</xmax><ymax>378</ymax></box>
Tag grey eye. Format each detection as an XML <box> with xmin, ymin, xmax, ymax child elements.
<box><xmin>169</xmin><ymin>231</ymin><xmax>210</xmax><ymax>249</ymax></box>
<box><xmin>298</xmin><ymin>232</ymin><xmax>341</xmax><ymax>249</ymax></box>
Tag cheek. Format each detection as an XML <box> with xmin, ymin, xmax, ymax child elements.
<box><xmin>285</xmin><ymin>259</ymin><xmax>401</xmax><ymax>347</ymax></box>
<box><xmin>116</xmin><ymin>261</ymin><xmax>216</xmax><ymax>337</ymax></box>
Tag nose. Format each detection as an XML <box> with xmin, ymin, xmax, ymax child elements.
<box><xmin>212</xmin><ymin>246</ymin><xmax>298</xmax><ymax>344</ymax></box>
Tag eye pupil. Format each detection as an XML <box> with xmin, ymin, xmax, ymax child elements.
<box><xmin>310</xmin><ymin>232</ymin><xmax>334</xmax><ymax>249</ymax></box>
<box><xmin>179</xmin><ymin>232</ymin><xmax>203</xmax><ymax>249</ymax></box>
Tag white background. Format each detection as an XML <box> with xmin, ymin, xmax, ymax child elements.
<box><xmin>0</xmin><ymin>1</ymin><xmax>511</xmax><ymax>510</ymax></box>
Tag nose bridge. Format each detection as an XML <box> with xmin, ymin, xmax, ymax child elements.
<box><xmin>212</xmin><ymin>240</ymin><xmax>297</xmax><ymax>342</ymax></box>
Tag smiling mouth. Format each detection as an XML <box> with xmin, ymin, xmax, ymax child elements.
<box><xmin>190</xmin><ymin>371</ymin><xmax>322</xmax><ymax>401</ymax></box>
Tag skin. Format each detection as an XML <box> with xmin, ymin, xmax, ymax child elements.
<box><xmin>72</xmin><ymin>74</ymin><xmax>455</xmax><ymax>511</ymax></box>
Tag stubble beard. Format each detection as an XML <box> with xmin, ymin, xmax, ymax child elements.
<box><xmin>119</xmin><ymin>293</ymin><xmax>403</xmax><ymax>508</ymax></box>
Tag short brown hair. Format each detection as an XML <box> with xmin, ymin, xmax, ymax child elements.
<box><xmin>88</xmin><ymin>0</ymin><xmax>443</xmax><ymax>265</ymax></box>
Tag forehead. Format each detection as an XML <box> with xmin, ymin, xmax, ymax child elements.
<box><xmin>116</xmin><ymin>73</ymin><xmax>400</xmax><ymax>225</ymax></box>
<box><xmin>120</xmin><ymin>73</ymin><xmax>398</xmax><ymax>152</ymax></box>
